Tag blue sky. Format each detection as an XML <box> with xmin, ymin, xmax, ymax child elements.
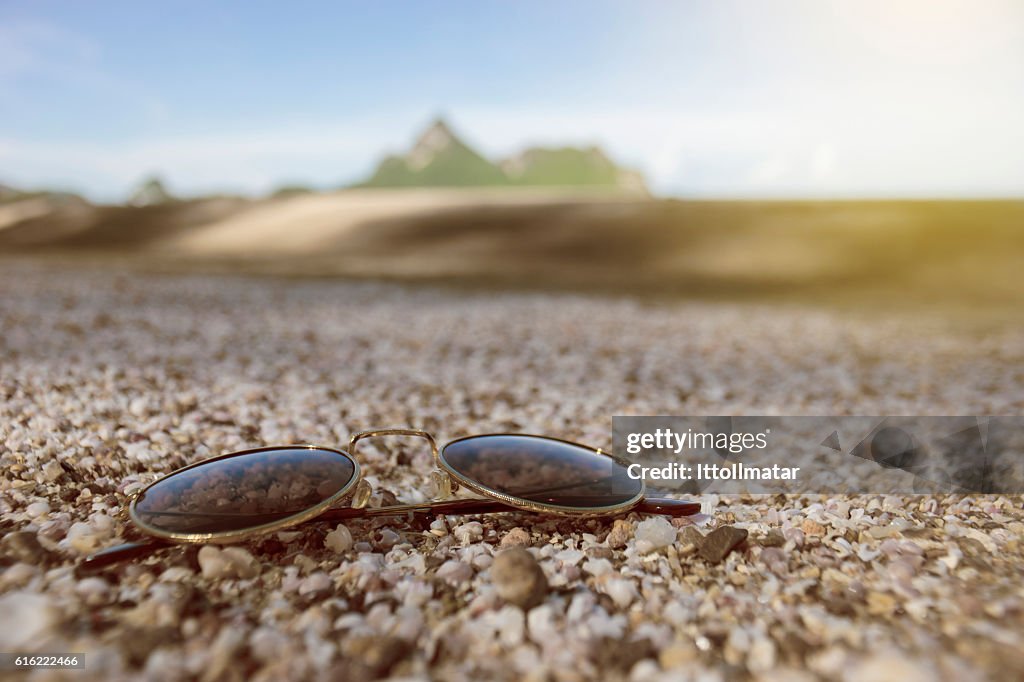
<box><xmin>1</xmin><ymin>0</ymin><xmax>1022</xmax><ymax>200</ymax></box>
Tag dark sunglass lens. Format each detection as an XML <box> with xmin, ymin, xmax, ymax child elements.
<box><xmin>440</xmin><ymin>435</ymin><xmax>641</xmax><ymax>510</ymax></box>
<box><xmin>133</xmin><ymin>447</ymin><xmax>356</xmax><ymax>535</ymax></box>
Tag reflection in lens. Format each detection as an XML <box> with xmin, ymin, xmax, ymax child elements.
<box><xmin>440</xmin><ymin>435</ymin><xmax>642</xmax><ymax>510</ymax></box>
<box><xmin>133</xmin><ymin>447</ymin><xmax>356</xmax><ymax>535</ymax></box>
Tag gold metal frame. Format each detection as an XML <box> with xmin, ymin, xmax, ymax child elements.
<box><xmin>128</xmin><ymin>444</ymin><xmax>366</xmax><ymax>544</ymax></box>
<box><xmin>348</xmin><ymin>429</ymin><xmax>646</xmax><ymax>518</ymax></box>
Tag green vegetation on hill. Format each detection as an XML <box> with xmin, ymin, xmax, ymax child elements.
<box><xmin>502</xmin><ymin>146</ymin><xmax>645</xmax><ymax>191</ymax></box>
<box><xmin>357</xmin><ymin>118</ymin><xmax>645</xmax><ymax>192</ymax></box>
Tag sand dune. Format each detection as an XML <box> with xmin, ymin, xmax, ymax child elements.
<box><xmin>0</xmin><ymin>198</ymin><xmax>55</xmax><ymax>232</ymax></box>
<box><xmin>165</xmin><ymin>188</ymin><xmax>636</xmax><ymax>256</ymax></box>
<box><xmin>2</xmin><ymin>190</ymin><xmax>1022</xmax><ymax>309</ymax></box>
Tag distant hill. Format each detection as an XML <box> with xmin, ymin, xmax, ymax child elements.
<box><xmin>501</xmin><ymin>146</ymin><xmax>646</xmax><ymax>191</ymax></box>
<box><xmin>360</xmin><ymin>120</ymin><xmax>507</xmax><ymax>188</ymax></box>
<box><xmin>0</xmin><ymin>182</ymin><xmax>86</xmax><ymax>206</ymax></box>
<box><xmin>358</xmin><ymin>118</ymin><xmax>646</xmax><ymax>193</ymax></box>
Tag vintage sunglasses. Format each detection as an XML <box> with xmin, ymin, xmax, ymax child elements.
<box><xmin>81</xmin><ymin>429</ymin><xmax>700</xmax><ymax>570</ymax></box>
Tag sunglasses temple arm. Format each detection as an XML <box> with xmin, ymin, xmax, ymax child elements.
<box><xmin>634</xmin><ymin>497</ymin><xmax>702</xmax><ymax>516</ymax></box>
<box><xmin>319</xmin><ymin>496</ymin><xmax>701</xmax><ymax>521</ymax></box>
<box><xmin>79</xmin><ymin>539</ymin><xmax>173</xmax><ymax>572</ymax></box>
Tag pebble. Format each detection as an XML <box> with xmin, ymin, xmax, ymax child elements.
<box><xmin>526</xmin><ymin>603</ymin><xmax>558</xmax><ymax>644</ymax></box>
<box><xmin>801</xmin><ymin>518</ymin><xmax>826</xmax><ymax>537</ymax></box>
<box><xmin>298</xmin><ymin>572</ymin><xmax>333</xmax><ymax>596</ymax></box>
<box><xmin>42</xmin><ymin>461</ymin><xmax>63</xmax><ymax>482</ymax></box>
<box><xmin>659</xmin><ymin>642</ymin><xmax>698</xmax><ymax>668</ymax></box>
<box><xmin>453</xmin><ymin>521</ymin><xmax>484</xmax><ymax>544</ymax></box>
<box><xmin>698</xmin><ymin>526</ymin><xmax>748</xmax><ymax>564</ymax></box>
<box><xmin>601</xmin><ymin>577</ymin><xmax>638</xmax><ymax>609</ymax></box>
<box><xmin>324</xmin><ymin>524</ymin><xmax>354</xmax><ymax>552</ymax></box>
<box><xmin>1</xmin><ymin>531</ymin><xmax>50</xmax><ymax>563</ymax></box>
<box><xmin>435</xmin><ymin>560</ymin><xmax>474</xmax><ymax>584</ymax></box>
<box><xmin>344</xmin><ymin>635</ymin><xmax>412</xmax><ymax>678</ymax></box>
<box><xmin>249</xmin><ymin>627</ymin><xmax>292</xmax><ymax>664</ymax></box>
<box><xmin>606</xmin><ymin>519</ymin><xmax>633</xmax><ymax>548</ymax></box>
<box><xmin>75</xmin><ymin>577</ymin><xmax>110</xmax><ymax>605</ymax></box>
<box><xmin>490</xmin><ymin>548</ymin><xmax>549</xmax><ymax>610</ymax></box>
<box><xmin>65</xmin><ymin>523</ymin><xmax>100</xmax><ymax>553</ymax></box>
<box><xmin>26</xmin><ymin>501</ymin><xmax>50</xmax><ymax>517</ymax></box>
<box><xmin>748</xmin><ymin>637</ymin><xmax>777</xmax><ymax>673</ymax></box>
<box><xmin>867</xmin><ymin>592</ymin><xmax>897</xmax><ymax>616</ymax></box>
<box><xmin>0</xmin><ymin>592</ymin><xmax>57</xmax><ymax>649</ymax></box>
<box><xmin>582</xmin><ymin>558</ymin><xmax>614</xmax><ymax>577</ymax></box>
<box><xmin>197</xmin><ymin>545</ymin><xmax>261</xmax><ymax>579</ymax></box>
<box><xmin>500</xmin><ymin>527</ymin><xmax>532</xmax><ymax>548</ymax></box>
<box><xmin>634</xmin><ymin>516</ymin><xmax>676</xmax><ymax>554</ymax></box>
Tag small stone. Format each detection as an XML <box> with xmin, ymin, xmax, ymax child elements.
<box><xmin>659</xmin><ymin>642</ymin><xmax>698</xmax><ymax>668</ymax></box>
<box><xmin>698</xmin><ymin>526</ymin><xmax>748</xmax><ymax>564</ymax></box>
<box><xmin>299</xmin><ymin>572</ymin><xmax>333</xmax><ymax>596</ymax></box>
<box><xmin>1</xmin><ymin>531</ymin><xmax>51</xmax><ymax>564</ymax></box>
<box><xmin>435</xmin><ymin>560</ymin><xmax>473</xmax><ymax>583</ymax></box>
<box><xmin>198</xmin><ymin>546</ymin><xmax>229</xmax><ymax>579</ymax></box>
<box><xmin>500</xmin><ymin>527</ymin><xmax>532</xmax><ymax>548</ymax></box>
<box><xmin>554</xmin><ymin>548</ymin><xmax>585</xmax><ymax>565</ymax></box>
<box><xmin>583</xmin><ymin>558</ymin><xmax>614</xmax><ymax>577</ymax></box>
<box><xmin>679</xmin><ymin>526</ymin><xmax>704</xmax><ymax>547</ymax></box>
<box><xmin>868</xmin><ymin>525</ymin><xmax>898</xmax><ymax>539</ymax></box>
<box><xmin>607</xmin><ymin>519</ymin><xmax>633</xmax><ymax>548</ymax></box>
<box><xmin>26</xmin><ymin>501</ymin><xmax>50</xmax><ymax>517</ymax></box>
<box><xmin>867</xmin><ymin>591</ymin><xmax>897</xmax><ymax>616</ymax></box>
<box><xmin>801</xmin><ymin>518</ymin><xmax>826</xmax><ymax>537</ymax></box>
<box><xmin>377</xmin><ymin>528</ymin><xmax>402</xmax><ymax>550</ymax></box>
<box><xmin>527</xmin><ymin>603</ymin><xmax>557</xmax><ymax>644</ymax></box>
<box><xmin>453</xmin><ymin>521</ymin><xmax>483</xmax><ymax>544</ymax></box>
<box><xmin>343</xmin><ymin>635</ymin><xmax>411</xmax><ymax>678</ymax></box>
<box><xmin>490</xmin><ymin>605</ymin><xmax>525</xmax><ymax>647</ymax></box>
<box><xmin>75</xmin><ymin>577</ymin><xmax>110</xmax><ymax>605</ymax></box>
<box><xmin>759</xmin><ymin>529</ymin><xmax>786</xmax><ymax>547</ymax></box>
<box><xmin>129</xmin><ymin>397</ymin><xmax>148</xmax><ymax>417</ymax></box>
<box><xmin>66</xmin><ymin>522</ymin><xmax>103</xmax><ymax>553</ymax></box>
<box><xmin>634</xmin><ymin>516</ymin><xmax>676</xmax><ymax>554</ymax></box>
<box><xmin>602</xmin><ymin>577</ymin><xmax>638</xmax><ymax>608</ymax></box>
<box><xmin>0</xmin><ymin>592</ymin><xmax>57</xmax><ymax>649</ymax></box>
<box><xmin>857</xmin><ymin>546</ymin><xmax>881</xmax><ymax>562</ymax></box>
<box><xmin>325</xmin><ymin>520</ymin><xmax>354</xmax><ymax>552</ymax></box>
<box><xmin>222</xmin><ymin>547</ymin><xmax>260</xmax><ymax>578</ymax></box>
<box><xmin>42</xmin><ymin>461</ymin><xmax>63</xmax><ymax>482</ymax></box>
<box><xmin>592</xmin><ymin>636</ymin><xmax>655</xmax><ymax>673</ymax></box>
<box><xmin>747</xmin><ymin>637</ymin><xmax>777</xmax><ymax>673</ymax></box>
<box><xmin>490</xmin><ymin>548</ymin><xmax>548</xmax><ymax>609</ymax></box>
<box><xmin>249</xmin><ymin>627</ymin><xmax>291</xmax><ymax>664</ymax></box>
<box><xmin>198</xmin><ymin>545</ymin><xmax>260</xmax><ymax>579</ymax></box>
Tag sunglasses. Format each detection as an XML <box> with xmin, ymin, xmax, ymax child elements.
<box><xmin>81</xmin><ymin>429</ymin><xmax>700</xmax><ymax>570</ymax></box>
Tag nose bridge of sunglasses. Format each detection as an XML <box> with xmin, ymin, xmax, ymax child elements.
<box><xmin>429</xmin><ymin>469</ymin><xmax>459</xmax><ymax>498</ymax></box>
<box><xmin>348</xmin><ymin>428</ymin><xmax>457</xmax><ymax>498</ymax></box>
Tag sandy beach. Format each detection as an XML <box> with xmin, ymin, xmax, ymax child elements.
<box><xmin>1</xmin><ymin>262</ymin><xmax>1022</xmax><ymax>681</ymax></box>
